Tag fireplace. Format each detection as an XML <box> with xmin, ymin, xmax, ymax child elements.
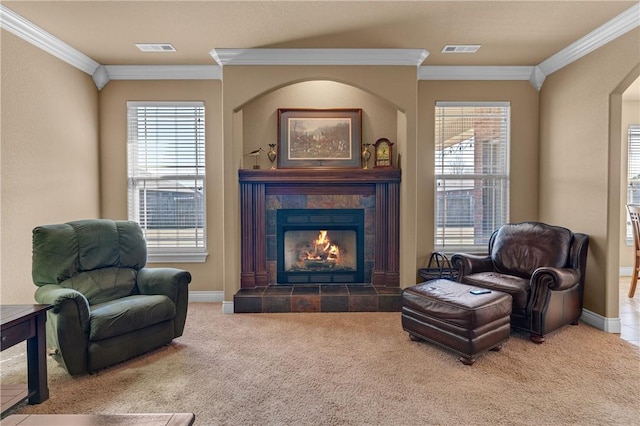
<box><xmin>236</xmin><ymin>169</ymin><xmax>401</xmax><ymax>312</ymax></box>
<box><xmin>277</xmin><ymin>209</ymin><xmax>365</xmax><ymax>284</ymax></box>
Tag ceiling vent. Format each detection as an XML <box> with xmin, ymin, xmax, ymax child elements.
<box><xmin>441</xmin><ymin>45</ymin><xmax>481</xmax><ymax>53</ymax></box>
<box><xmin>135</xmin><ymin>43</ymin><xmax>176</xmax><ymax>52</ymax></box>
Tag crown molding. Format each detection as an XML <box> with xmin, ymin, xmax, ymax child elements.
<box><xmin>210</xmin><ymin>48</ymin><xmax>429</xmax><ymax>66</ymax></box>
<box><xmin>103</xmin><ymin>65</ymin><xmax>221</xmax><ymax>80</ymax></box>
<box><xmin>94</xmin><ymin>65</ymin><xmax>222</xmax><ymax>89</ymax></box>
<box><xmin>529</xmin><ymin>66</ymin><xmax>546</xmax><ymax>91</ymax></box>
<box><xmin>2</xmin><ymin>3</ymin><xmax>637</xmax><ymax>91</ymax></box>
<box><xmin>537</xmin><ymin>2</ymin><xmax>640</xmax><ymax>77</ymax></box>
<box><xmin>92</xmin><ymin>66</ymin><xmax>110</xmax><ymax>90</ymax></box>
<box><xmin>0</xmin><ymin>4</ymin><xmax>99</xmax><ymax>75</ymax></box>
<box><xmin>418</xmin><ymin>66</ymin><xmax>534</xmax><ymax>81</ymax></box>
<box><xmin>418</xmin><ymin>65</ymin><xmax>546</xmax><ymax>91</ymax></box>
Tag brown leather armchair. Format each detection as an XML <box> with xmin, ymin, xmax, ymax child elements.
<box><xmin>451</xmin><ymin>222</ymin><xmax>589</xmax><ymax>343</ymax></box>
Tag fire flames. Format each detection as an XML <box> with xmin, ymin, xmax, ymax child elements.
<box><xmin>305</xmin><ymin>230</ymin><xmax>340</xmax><ymax>265</ymax></box>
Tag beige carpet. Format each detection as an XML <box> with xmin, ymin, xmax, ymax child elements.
<box><xmin>2</xmin><ymin>303</ymin><xmax>639</xmax><ymax>425</ymax></box>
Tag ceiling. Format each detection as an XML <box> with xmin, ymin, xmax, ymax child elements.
<box><xmin>2</xmin><ymin>1</ymin><xmax>639</xmax><ymax>97</ymax></box>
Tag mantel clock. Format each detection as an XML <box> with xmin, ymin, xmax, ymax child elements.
<box><xmin>373</xmin><ymin>138</ymin><xmax>393</xmax><ymax>168</ymax></box>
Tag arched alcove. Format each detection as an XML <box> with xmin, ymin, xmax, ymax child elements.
<box><xmin>232</xmin><ymin>80</ymin><xmax>405</xmax><ymax>311</ymax></box>
<box><xmin>236</xmin><ymin>80</ymin><xmax>403</xmax><ymax>170</ymax></box>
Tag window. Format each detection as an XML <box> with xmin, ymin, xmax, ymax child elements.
<box><xmin>627</xmin><ymin>124</ymin><xmax>640</xmax><ymax>243</ymax></box>
<box><xmin>127</xmin><ymin>101</ymin><xmax>207</xmax><ymax>262</ymax></box>
<box><xmin>435</xmin><ymin>101</ymin><xmax>510</xmax><ymax>251</ymax></box>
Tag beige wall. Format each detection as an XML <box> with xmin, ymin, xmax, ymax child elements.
<box><xmin>1</xmin><ymin>30</ymin><xmax>100</xmax><ymax>303</ymax></box>
<box><xmin>416</xmin><ymin>80</ymin><xmax>540</xmax><ymax>265</ymax></box>
<box><xmin>620</xmin><ymin>99</ymin><xmax>640</xmax><ymax>269</ymax></box>
<box><xmin>539</xmin><ymin>28</ymin><xmax>640</xmax><ymax>318</ymax></box>
<box><xmin>99</xmin><ymin>80</ymin><xmax>224</xmax><ymax>293</ymax></box>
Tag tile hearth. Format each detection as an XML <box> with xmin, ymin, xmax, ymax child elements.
<box><xmin>234</xmin><ymin>284</ymin><xmax>402</xmax><ymax>313</ymax></box>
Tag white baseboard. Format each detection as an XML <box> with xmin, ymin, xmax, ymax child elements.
<box><xmin>580</xmin><ymin>308</ymin><xmax>621</xmax><ymax>333</ymax></box>
<box><xmin>222</xmin><ymin>301</ymin><xmax>235</xmax><ymax>314</ymax></box>
<box><xmin>188</xmin><ymin>291</ymin><xmax>224</xmax><ymax>303</ymax></box>
<box><xmin>188</xmin><ymin>291</ymin><xmax>234</xmax><ymax>313</ymax></box>
<box><xmin>620</xmin><ymin>266</ymin><xmax>633</xmax><ymax>276</ymax></box>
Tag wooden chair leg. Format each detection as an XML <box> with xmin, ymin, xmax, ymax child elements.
<box><xmin>629</xmin><ymin>252</ymin><xmax>639</xmax><ymax>298</ymax></box>
<box><xmin>530</xmin><ymin>334</ymin><xmax>545</xmax><ymax>344</ymax></box>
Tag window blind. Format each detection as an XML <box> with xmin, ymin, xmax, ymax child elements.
<box><xmin>127</xmin><ymin>102</ymin><xmax>206</xmax><ymax>259</ymax></box>
<box><xmin>434</xmin><ymin>101</ymin><xmax>510</xmax><ymax>251</ymax></box>
<box><xmin>627</xmin><ymin>124</ymin><xmax>640</xmax><ymax>242</ymax></box>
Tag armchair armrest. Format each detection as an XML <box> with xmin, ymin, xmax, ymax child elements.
<box><xmin>531</xmin><ymin>267</ymin><xmax>580</xmax><ymax>292</ymax></box>
<box><xmin>451</xmin><ymin>253</ymin><xmax>493</xmax><ymax>279</ymax></box>
<box><xmin>137</xmin><ymin>268</ymin><xmax>191</xmax><ymax>301</ymax></box>
<box><xmin>137</xmin><ymin>268</ymin><xmax>191</xmax><ymax>338</ymax></box>
<box><xmin>34</xmin><ymin>284</ymin><xmax>90</xmax><ymax>329</ymax></box>
<box><xmin>528</xmin><ymin>266</ymin><xmax>582</xmax><ymax>338</ymax></box>
<box><xmin>33</xmin><ymin>284</ymin><xmax>90</xmax><ymax>375</ymax></box>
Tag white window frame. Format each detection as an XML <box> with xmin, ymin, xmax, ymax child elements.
<box><xmin>434</xmin><ymin>101</ymin><xmax>510</xmax><ymax>253</ymax></box>
<box><xmin>127</xmin><ymin>101</ymin><xmax>207</xmax><ymax>263</ymax></box>
<box><xmin>627</xmin><ymin>124</ymin><xmax>640</xmax><ymax>244</ymax></box>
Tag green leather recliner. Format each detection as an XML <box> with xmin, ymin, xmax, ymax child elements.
<box><xmin>32</xmin><ymin>219</ymin><xmax>191</xmax><ymax>375</ymax></box>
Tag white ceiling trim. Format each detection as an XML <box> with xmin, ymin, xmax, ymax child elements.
<box><xmin>538</xmin><ymin>2</ymin><xmax>640</xmax><ymax>77</ymax></box>
<box><xmin>0</xmin><ymin>4</ymin><xmax>99</xmax><ymax>75</ymax></box>
<box><xmin>418</xmin><ymin>66</ymin><xmax>534</xmax><ymax>80</ymax></box>
<box><xmin>418</xmin><ymin>65</ymin><xmax>546</xmax><ymax>90</ymax></box>
<box><xmin>93</xmin><ymin>65</ymin><xmax>223</xmax><ymax>90</ymax></box>
<box><xmin>1</xmin><ymin>3</ymin><xmax>638</xmax><ymax>91</ymax></box>
<box><xmin>210</xmin><ymin>48</ymin><xmax>430</xmax><ymax>66</ymax></box>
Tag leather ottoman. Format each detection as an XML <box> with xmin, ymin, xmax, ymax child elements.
<box><xmin>401</xmin><ymin>279</ymin><xmax>512</xmax><ymax>365</ymax></box>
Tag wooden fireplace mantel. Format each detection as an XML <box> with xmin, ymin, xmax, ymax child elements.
<box><xmin>238</xmin><ymin>168</ymin><xmax>401</xmax><ymax>184</ymax></box>
<box><xmin>239</xmin><ymin>168</ymin><xmax>401</xmax><ymax>288</ymax></box>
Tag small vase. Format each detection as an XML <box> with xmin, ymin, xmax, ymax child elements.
<box><xmin>267</xmin><ymin>144</ymin><xmax>277</xmax><ymax>169</ymax></box>
<box><xmin>362</xmin><ymin>143</ymin><xmax>372</xmax><ymax>169</ymax></box>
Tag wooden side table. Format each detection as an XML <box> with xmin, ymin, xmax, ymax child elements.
<box><xmin>1</xmin><ymin>413</ymin><xmax>196</xmax><ymax>425</ymax></box>
<box><xmin>1</xmin><ymin>304</ymin><xmax>52</xmax><ymax>415</ymax></box>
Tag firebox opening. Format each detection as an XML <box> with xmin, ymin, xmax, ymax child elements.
<box><xmin>284</xmin><ymin>229</ymin><xmax>357</xmax><ymax>272</ymax></box>
<box><xmin>277</xmin><ymin>209</ymin><xmax>365</xmax><ymax>284</ymax></box>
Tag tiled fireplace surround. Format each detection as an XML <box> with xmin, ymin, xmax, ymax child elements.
<box><xmin>234</xmin><ymin>169</ymin><xmax>402</xmax><ymax>313</ymax></box>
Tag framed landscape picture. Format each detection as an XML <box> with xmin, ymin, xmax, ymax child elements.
<box><xmin>277</xmin><ymin>108</ymin><xmax>362</xmax><ymax>168</ymax></box>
